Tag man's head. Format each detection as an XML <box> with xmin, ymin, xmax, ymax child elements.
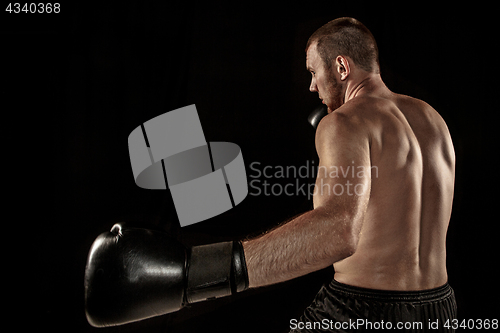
<box><xmin>306</xmin><ymin>17</ymin><xmax>380</xmax><ymax>112</ymax></box>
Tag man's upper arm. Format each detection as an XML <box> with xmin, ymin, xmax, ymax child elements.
<box><xmin>313</xmin><ymin>110</ymin><xmax>372</xmax><ymax>231</ymax></box>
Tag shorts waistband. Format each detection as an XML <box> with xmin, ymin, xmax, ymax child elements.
<box><xmin>329</xmin><ymin>279</ymin><xmax>453</xmax><ymax>303</ymax></box>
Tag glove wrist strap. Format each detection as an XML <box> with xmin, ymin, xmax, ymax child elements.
<box><xmin>186</xmin><ymin>241</ymin><xmax>249</xmax><ymax>304</ymax></box>
<box><xmin>231</xmin><ymin>240</ymin><xmax>249</xmax><ymax>293</ymax></box>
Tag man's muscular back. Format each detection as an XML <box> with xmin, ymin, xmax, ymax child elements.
<box><xmin>330</xmin><ymin>92</ymin><xmax>455</xmax><ymax>291</ymax></box>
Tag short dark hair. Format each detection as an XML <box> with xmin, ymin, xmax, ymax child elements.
<box><xmin>306</xmin><ymin>17</ymin><xmax>380</xmax><ymax>74</ymax></box>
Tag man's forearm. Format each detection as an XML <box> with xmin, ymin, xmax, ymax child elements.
<box><xmin>242</xmin><ymin>207</ymin><xmax>356</xmax><ymax>288</ymax></box>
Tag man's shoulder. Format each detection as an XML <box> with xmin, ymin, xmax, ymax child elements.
<box><xmin>315</xmin><ymin>102</ymin><xmax>371</xmax><ymax>148</ymax></box>
<box><xmin>393</xmin><ymin>93</ymin><xmax>439</xmax><ymax>116</ymax></box>
<box><xmin>317</xmin><ymin>93</ymin><xmax>447</xmax><ymax>143</ymax></box>
<box><xmin>341</xmin><ymin>93</ymin><xmax>433</xmax><ymax>114</ymax></box>
<box><xmin>341</xmin><ymin>93</ymin><xmax>445</xmax><ymax>130</ymax></box>
<box><xmin>337</xmin><ymin>94</ymin><xmax>397</xmax><ymax>121</ymax></box>
<box><xmin>392</xmin><ymin>93</ymin><xmax>449</xmax><ymax>135</ymax></box>
<box><xmin>322</xmin><ymin>95</ymin><xmax>395</xmax><ymax>136</ymax></box>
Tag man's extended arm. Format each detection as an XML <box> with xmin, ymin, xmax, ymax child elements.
<box><xmin>242</xmin><ymin>111</ymin><xmax>371</xmax><ymax>288</ymax></box>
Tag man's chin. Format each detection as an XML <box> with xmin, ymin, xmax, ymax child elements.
<box><xmin>326</xmin><ymin>101</ymin><xmax>343</xmax><ymax>113</ymax></box>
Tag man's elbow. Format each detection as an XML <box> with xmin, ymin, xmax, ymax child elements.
<box><xmin>321</xmin><ymin>223</ymin><xmax>360</xmax><ymax>265</ymax></box>
<box><xmin>321</xmin><ymin>232</ymin><xmax>357</xmax><ymax>268</ymax></box>
<box><xmin>342</xmin><ymin>231</ymin><xmax>359</xmax><ymax>258</ymax></box>
<box><xmin>315</xmin><ymin>207</ymin><xmax>361</xmax><ymax>263</ymax></box>
<box><xmin>337</xmin><ymin>214</ymin><xmax>361</xmax><ymax>260</ymax></box>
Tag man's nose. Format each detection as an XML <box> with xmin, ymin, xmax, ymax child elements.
<box><xmin>309</xmin><ymin>78</ymin><xmax>318</xmax><ymax>93</ymax></box>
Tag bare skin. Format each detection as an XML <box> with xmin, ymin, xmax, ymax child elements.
<box><xmin>242</xmin><ymin>43</ymin><xmax>455</xmax><ymax>291</ymax></box>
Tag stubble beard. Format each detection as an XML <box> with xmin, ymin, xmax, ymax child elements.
<box><xmin>324</xmin><ymin>72</ymin><xmax>344</xmax><ymax>113</ymax></box>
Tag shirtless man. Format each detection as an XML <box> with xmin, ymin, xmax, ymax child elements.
<box><xmin>243</xmin><ymin>17</ymin><xmax>457</xmax><ymax>331</ymax></box>
<box><xmin>84</xmin><ymin>17</ymin><xmax>457</xmax><ymax>331</ymax></box>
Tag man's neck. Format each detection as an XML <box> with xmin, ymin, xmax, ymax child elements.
<box><xmin>344</xmin><ymin>73</ymin><xmax>387</xmax><ymax>103</ymax></box>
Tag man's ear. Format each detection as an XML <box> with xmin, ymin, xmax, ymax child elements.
<box><xmin>336</xmin><ymin>55</ymin><xmax>350</xmax><ymax>81</ymax></box>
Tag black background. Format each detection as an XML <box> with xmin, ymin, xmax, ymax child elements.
<box><xmin>3</xmin><ymin>1</ymin><xmax>498</xmax><ymax>332</ymax></box>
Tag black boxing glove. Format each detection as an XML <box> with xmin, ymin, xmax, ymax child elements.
<box><xmin>308</xmin><ymin>105</ymin><xmax>328</xmax><ymax>130</ymax></box>
<box><xmin>84</xmin><ymin>223</ymin><xmax>249</xmax><ymax>327</ymax></box>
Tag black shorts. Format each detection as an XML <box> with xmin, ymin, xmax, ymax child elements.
<box><xmin>290</xmin><ymin>279</ymin><xmax>457</xmax><ymax>332</ymax></box>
